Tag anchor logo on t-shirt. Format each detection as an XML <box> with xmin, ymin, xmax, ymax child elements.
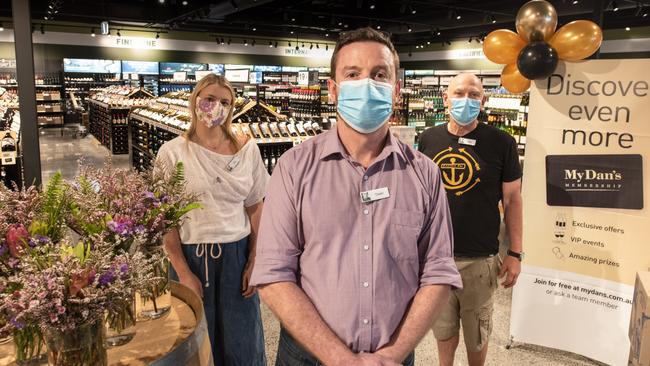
<box><xmin>433</xmin><ymin>147</ymin><xmax>481</xmax><ymax>196</ymax></box>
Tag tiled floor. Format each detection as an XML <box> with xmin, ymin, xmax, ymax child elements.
<box><xmin>39</xmin><ymin>127</ymin><xmax>603</xmax><ymax>365</ymax></box>
<box><xmin>39</xmin><ymin>126</ymin><xmax>130</xmax><ymax>185</ymax></box>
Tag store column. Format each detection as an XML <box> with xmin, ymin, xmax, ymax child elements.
<box><xmin>11</xmin><ymin>0</ymin><xmax>41</xmax><ymax>187</ymax></box>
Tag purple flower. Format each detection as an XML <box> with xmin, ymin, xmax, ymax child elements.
<box><xmin>119</xmin><ymin>263</ymin><xmax>129</xmax><ymax>275</ymax></box>
<box><xmin>9</xmin><ymin>317</ymin><xmax>24</xmax><ymax>330</ymax></box>
<box><xmin>134</xmin><ymin>225</ymin><xmax>145</xmax><ymax>234</ymax></box>
<box><xmin>98</xmin><ymin>269</ymin><xmax>116</xmax><ymax>287</ymax></box>
<box><xmin>0</xmin><ymin>242</ymin><xmax>7</xmax><ymax>257</ymax></box>
<box><xmin>107</xmin><ymin>216</ymin><xmax>136</xmax><ymax>237</ymax></box>
<box><xmin>144</xmin><ymin>191</ymin><xmax>155</xmax><ymax>200</ymax></box>
<box><xmin>161</xmin><ymin>195</ymin><xmax>169</xmax><ymax>204</ymax></box>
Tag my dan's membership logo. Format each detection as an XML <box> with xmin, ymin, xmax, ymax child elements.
<box><xmin>433</xmin><ymin>147</ymin><xmax>481</xmax><ymax>196</ymax></box>
<box><xmin>546</xmin><ymin>154</ymin><xmax>643</xmax><ymax>210</ymax></box>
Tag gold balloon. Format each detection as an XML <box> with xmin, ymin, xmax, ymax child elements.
<box><xmin>501</xmin><ymin>64</ymin><xmax>531</xmax><ymax>94</ymax></box>
<box><xmin>483</xmin><ymin>29</ymin><xmax>527</xmax><ymax>65</ymax></box>
<box><xmin>550</xmin><ymin>20</ymin><xmax>603</xmax><ymax>61</ymax></box>
<box><xmin>516</xmin><ymin>0</ymin><xmax>558</xmax><ymax>42</ymax></box>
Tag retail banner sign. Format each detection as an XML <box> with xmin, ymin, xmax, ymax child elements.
<box><xmin>510</xmin><ymin>59</ymin><xmax>650</xmax><ymax>366</ymax></box>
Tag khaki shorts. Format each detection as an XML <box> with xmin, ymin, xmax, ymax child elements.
<box><xmin>432</xmin><ymin>256</ymin><xmax>501</xmax><ymax>352</ymax></box>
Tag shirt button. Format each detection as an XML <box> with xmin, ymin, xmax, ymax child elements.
<box><xmin>363</xmin><ymin>245</ymin><xmax>369</xmax><ymax>251</ymax></box>
<box><xmin>363</xmin><ymin>175</ymin><xmax>369</xmax><ymax>181</ymax></box>
<box><xmin>363</xmin><ymin>209</ymin><xmax>369</xmax><ymax>215</ymax></box>
<box><xmin>363</xmin><ymin>319</ymin><xmax>369</xmax><ymax>325</ymax></box>
<box><xmin>363</xmin><ymin>282</ymin><xmax>369</xmax><ymax>288</ymax></box>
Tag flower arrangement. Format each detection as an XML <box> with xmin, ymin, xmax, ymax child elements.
<box><xmin>67</xmin><ymin>160</ymin><xmax>200</xmax><ymax>253</ymax></box>
<box><xmin>0</xmin><ymin>160</ymin><xmax>200</xmax><ymax>365</ymax></box>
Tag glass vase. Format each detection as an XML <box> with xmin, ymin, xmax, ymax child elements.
<box><xmin>13</xmin><ymin>325</ymin><xmax>46</xmax><ymax>365</ymax></box>
<box><xmin>105</xmin><ymin>294</ymin><xmax>137</xmax><ymax>347</ymax></box>
<box><xmin>138</xmin><ymin>253</ymin><xmax>171</xmax><ymax>321</ymax></box>
<box><xmin>44</xmin><ymin>320</ymin><xmax>107</xmax><ymax>366</ymax></box>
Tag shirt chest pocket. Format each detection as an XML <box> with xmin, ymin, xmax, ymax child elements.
<box><xmin>386</xmin><ymin>209</ymin><xmax>424</xmax><ymax>262</ymax></box>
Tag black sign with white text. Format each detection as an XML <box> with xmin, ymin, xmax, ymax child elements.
<box><xmin>546</xmin><ymin>154</ymin><xmax>643</xmax><ymax>209</ymax></box>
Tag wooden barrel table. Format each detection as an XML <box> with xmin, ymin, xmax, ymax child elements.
<box><xmin>0</xmin><ymin>281</ymin><xmax>213</xmax><ymax>366</ymax></box>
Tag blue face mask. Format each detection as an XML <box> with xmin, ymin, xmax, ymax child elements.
<box><xmin>336</xmin><ymin>78</ymin><xmax>394</xmax><ymax>134</ymax></box>
<box><xmin>449</xmin><ymin>98</ymin><xmax>482</xmax><ymax>126</ymax></box>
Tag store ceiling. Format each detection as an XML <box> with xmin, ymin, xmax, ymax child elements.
<box><xmin>1</xmin><ymin>0</ymin><xmax>649</xmax><ymax>47</ymax></box>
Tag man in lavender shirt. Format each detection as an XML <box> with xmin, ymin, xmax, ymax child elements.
<box><xmin>250</xmin><ymin>27</ymin><xmax>462</xmax><ymax>366</ymax></box>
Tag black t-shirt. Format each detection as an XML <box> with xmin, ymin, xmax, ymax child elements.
<box><xmin>418</xmin><ymin>123</ymin><xmax>522</xmax><ymax>257</ymax></box>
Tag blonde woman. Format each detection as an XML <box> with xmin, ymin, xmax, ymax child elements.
<box><xmin>156</xmin><ymin>74</ymin><xmax>268</xmax><ymax>365</ymax></box>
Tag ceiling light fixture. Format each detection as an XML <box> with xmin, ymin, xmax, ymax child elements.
<box><xmin>370</xmin><ymin>4</ymin><xmax>375</xmax><ymax>9</ymax></box>
<box><xmin>289</xmin><ymin>41</ymin><xmax>292</xmax><ymax>47</ymax></box>
<box><xmin>625</xmin><ymin>26</ymin><xmax>631</xmax><ymax>31</ymax></box>
<box><xmin>376</xmin><ymin>25</ymin><xmax>381</xmax><ymax>29</ymax></box>
<box><xmin>182</xmin><ymin>0</ymin><xmax>188</xmax><ymax>5</ymax></box>
<box><xmin>117</xmin><ymin>30</ymin><xmax>121</xmax><ymax>37</ymax></box>
<box><xmin>40</xmin><ymin>25</ymin><xmax>45</xmax><ymax>34</ymax></box>
<box><xmin>227</xmin><ymin>38</ymin><xmax>231</xmax><ymax>45</ymax></box>
<box><xmin>573</xmin><ymin>0</ymin><xmax>579</xmax><ymax>4</ymax></box>
<box><xmin>244</xmin><ymin>39</ymin><xmax>248</xmax><ymax>46</ymax></box>
<box><xmin>427</xmin><ymin>41</ymin><xmax>431</xmax><ymax>45</ymax></box>
<box><xmin>155</xmin><ymin>32</ymin><xmax>160</xmax><ymax>39</ymax></box>
<box><xmin>159</xmin><ymin>0</ymin><xmax>165</xmax><ymax>3</ymax></box>
<box><xmin>290</xmin><ymin>30</ymin><xmax>294</xmax><ymax>34</ymax></box>
<box><xmin>408</xmin><ymin>26</ymin><xmax>412</xmax><ymax>32</ymax></box>
<box><xmin>269</xmin><ymin>41</ymin><xmax>273</xmax><ymax>47</ymax></box>
<box><xmin>409</xmin><ymin>5</ymin><xmax>416</xmax><ymax>14</ymax></box>
<box><xmin>91</xmin><ymin>28</ymin><xmax>96</xmax><ymax>37</ymax></box>
<box><xmin>252</xmin><ymin>27</ymin><xmax>257</xmax><ymax>31</ymax></box>
<box><xmin>326</xmin><ymin>44</ymin><xmax>329</xmax><ymax>51</ymax></box>
<box><xmin>0</xmin><ymin>23</ymin><xmax>5</xmax><ymax>32</ymax></box>
<box><xmin>611</xmin><ymin>0</ymin><xmax>619</xmax><ymax>11</ymax></box>
<box><xmin>310</xmin><ymin>43</ymin><xmax>314</xmax><ymax>49</ymax></box>
<box><xmin>325</xmin><ymin>33</ymin><xmax>329</xmax><ymax>37</ymax></box>
<box><xmin>295</xmin><ymin>44</ymin><xmax>299</xmax><ymax>50</ymax></box>
<box><xmin>275</xmin><ymin>41</ymin><xmax>278</xmax><ymax>48</ymax></box>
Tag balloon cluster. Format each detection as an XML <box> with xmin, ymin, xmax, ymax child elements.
<box><xmin>483</xmin><ymin>0</ymin><xmax>603</xmax><ymax>93</ymax></box>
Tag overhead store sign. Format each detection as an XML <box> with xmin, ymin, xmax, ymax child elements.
<box><xmin>1</xmin><ymin>30</ymin><xmax>335</xmax><ymax>61</ymax></box>
<box><xmin>114</xmin><ymin>37</ymin><xmax>159</xmax><ymax>49</ymax></box>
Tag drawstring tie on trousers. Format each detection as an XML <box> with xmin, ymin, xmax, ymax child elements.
<box><xmin>195</xmin><ymin>243</ymin><xmax>222</xmax><ymax>288</ymax></box>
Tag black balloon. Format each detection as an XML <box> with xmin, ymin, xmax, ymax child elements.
<box><xmin>516</xmin><ymin>41</ymin><xmax>559</xmax><ymax>80</ymax></box>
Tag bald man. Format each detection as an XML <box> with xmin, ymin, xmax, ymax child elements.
<box><xmin>417</xmin><ymin>73</ymin><xmax>523</xmax><ymax>366</ymax></box>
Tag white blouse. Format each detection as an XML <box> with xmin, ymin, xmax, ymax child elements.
<box><xmin>156</xmin><ymin>136</ymin><xmax>269</xmax><ymax>244</ymax></box>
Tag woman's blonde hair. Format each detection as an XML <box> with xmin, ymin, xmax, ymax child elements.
<box><xmin>186</xmin><ymin>74</ymin><xmax>241</xmax><ymax>150</ymax></box>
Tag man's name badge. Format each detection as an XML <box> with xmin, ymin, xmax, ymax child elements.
<box><xmin>360</xmin><ymin>187</ymin><xmax>390</xmax><ymax>203</ymax></box>
<box><xmin>458</xmin><ymin>137</ymin><xmax>476</xmax><ymax>146</ymax></box>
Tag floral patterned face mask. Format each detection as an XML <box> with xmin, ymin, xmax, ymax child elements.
<box><xmin>196</xmin><ymin>96</ymin><xmax>229</xmax><ymax>128</ymax></box>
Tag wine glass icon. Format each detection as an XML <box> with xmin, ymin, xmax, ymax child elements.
<box><xmin>554</xmin><ymin>213</ymin><xmax>567</xmax><ymax>243</ymax></box>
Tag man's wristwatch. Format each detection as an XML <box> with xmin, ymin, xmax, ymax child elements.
<box><xmin>507</xmin><ymin>249</ymin><xmax>525</xmax><ymax>261</ymax></box>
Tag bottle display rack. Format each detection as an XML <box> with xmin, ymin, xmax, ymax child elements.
<box><xmin>88</xmin><ymin>86</ymin><xmax>155</xmax><ymax>155</ymax></box>
<box><xmin>129</xmin><ymin>92</ymin><xmax>329</xmax><ymax>173</ymax></box>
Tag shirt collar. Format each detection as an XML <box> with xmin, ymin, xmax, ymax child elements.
<box><xmin>319</xmin><ymin>127</ymin><xmax>404</xmax><ymax>163</ymax></box>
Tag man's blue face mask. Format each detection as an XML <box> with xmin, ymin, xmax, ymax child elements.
<box><xmin>449</xmin><ymin>97</ymin><xmax>482</xmax><ymax>126</ymax></box>
<box><xmin>335</xmin><ymin>78</ymin><xmax>394</xmax><ymax>134</ymax></box>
